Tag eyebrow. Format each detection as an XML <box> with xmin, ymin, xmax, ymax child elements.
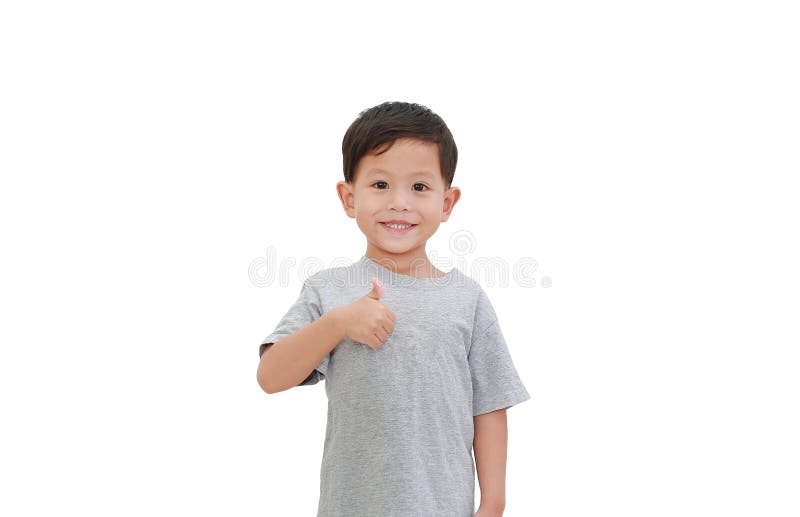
<box><xmin>366</xmin><ymin>168</ymin><xmax>436</xmax><ymax>180</ymax></box>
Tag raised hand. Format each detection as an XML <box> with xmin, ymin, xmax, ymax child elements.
<box><xmin>335</xmin><ymin>277</ymin><xmax>396</xmax><ymax>349</ymax></box>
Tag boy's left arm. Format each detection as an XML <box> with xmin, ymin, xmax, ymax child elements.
<box><xmin>473</xmin><ymin>408</ymin><xmax>508</xmax><ymax>516</ymax></box>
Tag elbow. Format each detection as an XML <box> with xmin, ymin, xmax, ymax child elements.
<box><xmin>259</xmin><ymin>376</ymin><xmax>284</xmax><ymax>394</ymax></box>
<box><xmin>257</xmin><ymin>363</ymin><xmax>279</xmax><ymax>394</ymax></box>
<box><xmin>257</xmin><ymin>344</ymin><xmax>278</xmax><ymax>394</ymax></box>
<box><xmin>257</xmin><ymin>371</ymin><xmax>272</xmax><ymax>394</ymax></box>
<box><xmin>257</xmin><ymin>367</ymin><xmax>290</xmax><ymax>394</ymax></box>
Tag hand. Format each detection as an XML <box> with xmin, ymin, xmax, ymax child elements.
<box><xmin>474</xmin><ymin>505</ymin><xmax>504</xmax><ymax>517</ymax></box>
<box><xmin>335</xmin><ymin>277</ymin><xmax>396</xmax><ymax>349</ymax></box>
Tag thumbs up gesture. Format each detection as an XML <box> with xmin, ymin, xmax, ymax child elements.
<box><xmin>336</xmin><ymin>277</ymin><xmax>396</xmax><ymax>349</ymax></box>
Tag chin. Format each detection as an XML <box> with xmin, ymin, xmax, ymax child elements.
<box><xmin>375</xmin><ymin>241</ymin><xmax>414</xmax><ymax>254</ymax></box>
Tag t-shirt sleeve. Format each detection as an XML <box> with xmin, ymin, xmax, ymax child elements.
<box><xmin>258</xmin><ymin>280</ymin><xmax>330</xmax><ymax>387</ymax></box>
<box><xmin>469</xmin><ymin>288</ymin><xmax>531</xmax><ymax>416</ymax></box>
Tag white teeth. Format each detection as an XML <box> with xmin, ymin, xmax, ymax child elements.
<box><xmin>385</xmin><ymin>223</ymin><xmax>412</xmax><ymax>229</ymax></box>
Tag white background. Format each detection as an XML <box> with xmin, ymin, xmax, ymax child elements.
<box><xmin>1</xmin><ymin>1</ymin><xmax>798</xmax><ymax>515</ymax></box>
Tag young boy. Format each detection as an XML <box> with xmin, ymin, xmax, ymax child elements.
<box><xmin>256</xmin><ymin>101</ymin><xmax>530</xmax><ymax>517</ymax></box>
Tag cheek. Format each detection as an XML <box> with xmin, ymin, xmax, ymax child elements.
<box><xmin>353</xmin><ymin>202</ymin><xmax>378</xmax><ymax>224</ymax></box>
<box><xmin>421</xmin><ymin>203</ymin><xmax>442</xmax><ymax>219</ymax></box>
<box><xmin>356</xmin><ymin>196</ymin><xmax>382</xmax><ymax>213</ymax></box>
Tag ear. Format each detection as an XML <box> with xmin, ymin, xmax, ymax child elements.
<box><xmin>336</xmin><ymin>181</ymin><xmax>356</xmax><ymax>219</ymax></box>
<box><xmin>440</xmin><ymin>186</ymin><xmax>461</xmax><ymax>222</ymax></box>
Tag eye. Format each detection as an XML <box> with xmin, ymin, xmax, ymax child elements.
<box><xmin>372</xmin><ymin>181</ymin><xmax>389</xmax><ymax>190</ymax></box>
<box><xmin>413</xmin><ymin>183</ymin><xmax>429</xmax><ymax>192</ymax></box>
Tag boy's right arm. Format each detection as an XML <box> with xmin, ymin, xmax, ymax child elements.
<box><xmin>256</xmin><ymin>307</ymin><xmax>347</xmax><ymax>394</ymax></box>
<box><xmin>257</xmin><ymin>277</ymin><xmax>393</xmax><ymax>394</ymax></box>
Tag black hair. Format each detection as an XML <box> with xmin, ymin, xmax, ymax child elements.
<box><xmin>342</xmin><ymin>101</ymin><xmax>458</xmax><ymax>188</ymax></box>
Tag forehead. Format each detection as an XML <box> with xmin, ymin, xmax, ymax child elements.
<box><xmin>356</xmin><ymin>137</ymin><xmax>442</xmax><ymax>183</ymax></box>
<box><xmin>365</xmin><ymin>168</ymin><xmax>437</xmax><ymax>180</ymax></box>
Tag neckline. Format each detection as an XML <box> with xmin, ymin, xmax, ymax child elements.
<box><xmin>357</xmin><ymin>255</ymin><xmax>456</xmax><ymax>286</ymax></box>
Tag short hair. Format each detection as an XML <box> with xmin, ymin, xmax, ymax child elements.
<box><xmin>342</xmin><ymin>101</ymin><xmax>458</xmax><ymax>188</ymax></box>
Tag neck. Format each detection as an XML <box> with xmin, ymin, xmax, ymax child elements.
<box><xmin>364</xmin><ymin>248</ymin><xmax>444</xmax><ymax>278</ymax></box>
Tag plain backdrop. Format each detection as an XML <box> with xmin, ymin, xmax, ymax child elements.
<box><xmin>1</xmin><ymin>1</ymin><xmax>798</xmax><ymax>516</ymax></box>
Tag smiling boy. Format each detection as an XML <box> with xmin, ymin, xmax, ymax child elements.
<box><xmin>256</xmin><ymin>101</ymin><xmax>530</xmax><ymax>517</ymax></box>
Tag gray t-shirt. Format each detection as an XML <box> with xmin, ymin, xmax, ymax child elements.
<box><xmin>259</xmin><ymin>255</ymin><xmax>531</xmax><ymax>517</ymax></box>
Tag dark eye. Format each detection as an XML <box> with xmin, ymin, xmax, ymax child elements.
<box><xmin>372</xmin><ymin>181</ymin><xmax>389</xmax><ymax>189</ymax></box>
<box><xmin>413</xmin><ymin>183</ymin><xmax>429</xmax><ymax>192</ymax></box>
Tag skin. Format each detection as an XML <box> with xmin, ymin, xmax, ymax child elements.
<box><xmin>336</xmin><ymin>137</ymin><xmax>462</xmax><ymax>278</ymax></box>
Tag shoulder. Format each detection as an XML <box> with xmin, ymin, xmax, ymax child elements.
<box><xmin>451</xmin><ymin>269</ymin><xmax>501</xmax><ymax>332</ymax></box>
<box><xmin>302</xmin><ymin>260</ymin><xmax>361</xmax><ymax>293</ymax></box>
<box><xmin>446</xmin><ymin>267</ymin><xmax>495</xmax><ymax>324</ymax></box>
<box><xmin>449</xmin><ymin>266</ymin><xmax>487</xmax><ymax>300</ymax></box>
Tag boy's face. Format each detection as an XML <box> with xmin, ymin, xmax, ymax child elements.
<box><xmin>337</xmin><ymin>137</ymin><xmax>461</xmax><ymax>261</ymax></box>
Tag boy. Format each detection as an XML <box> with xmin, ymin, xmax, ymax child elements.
<box><xmin>256</xmin><ymin>101</ymin><xmax>530</xmax><ymax>517</ymax></box>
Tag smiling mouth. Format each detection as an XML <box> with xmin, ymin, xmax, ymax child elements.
<box><xmin>380</xmin><ymin>222</ymin><xmax>417</xmax><ymax>233</ymax></box>
<box><xmin>381</xmin><ymin>222</ymin><xmax>417</xmax><ymax>229</ymax></box>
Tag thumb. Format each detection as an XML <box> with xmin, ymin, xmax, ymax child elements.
<box><xmin>366</xmin><ymin>276</ymin><xmax>383</xmax><ymax>300</ymax></box>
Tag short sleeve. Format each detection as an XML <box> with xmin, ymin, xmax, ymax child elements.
<box><xmin>469</xmin><ymin>288</ymin><xmax>531</xmax><ymax>416</ymax></box>
<box><xmin>258</xmin><ymin>280</ymin><xmax>330</xmax><ymax>387</ymax></box>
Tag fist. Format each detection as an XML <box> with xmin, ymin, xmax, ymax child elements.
<box><xmin>338</xmin><ymin>277</ymin><xmax>396</xmax><ymax>349</ymax></box>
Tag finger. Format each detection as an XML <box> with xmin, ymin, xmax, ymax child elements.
<box><xmin>367</xmin><ymin>277</ymin><xmax>383</xmax><ymax>300</ymax></box>
<box><xmin>375</xmin><ymin>327</ymin><xmax>389</xmax><ymax>342</ymax></box>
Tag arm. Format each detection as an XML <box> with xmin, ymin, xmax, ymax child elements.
<box><xmin>473</xmin><ymin>408</ymin><xmax>508</xmax><ymax>515</ymax></box>
<box><xmin>256</xmin><ymin>307</ymin><xmax>346</xmax><ymax>394</ymax></box>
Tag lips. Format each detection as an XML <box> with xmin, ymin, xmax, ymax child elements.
<box><xmin>380</xmin><ymin>222</ymin><xmax>417</xmax><ymax>234</ymax></box>
<box><xmin>381</xmin><ymin>220</ymin><xmax>417</xmax><ymax>226</ymax></box>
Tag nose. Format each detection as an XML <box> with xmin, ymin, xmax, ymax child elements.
<box><xmin>387</xmin><ymin>187</ymin><xmax>411</xmax><ymax>211</ymax></box>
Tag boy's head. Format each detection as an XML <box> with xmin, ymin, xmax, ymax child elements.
<box><xmin>336</xmin><ymin>101</ymin><xmax>462</xmax><ymax>260</ymax></box>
